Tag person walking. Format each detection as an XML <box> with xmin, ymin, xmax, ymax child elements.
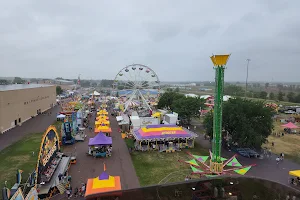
<box><xmin>276</xmin><ymin>156</ymin><xmax>280</xmax><ymax>165</ymax></box>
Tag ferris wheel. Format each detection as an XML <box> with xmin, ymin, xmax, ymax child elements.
<box><xmin>113</xmin><ymin>64</ymin><xmax>160</xmax><ymax>112</ymax></box>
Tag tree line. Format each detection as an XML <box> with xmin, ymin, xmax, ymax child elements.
<box><xmin>157</xmin><ymin>89</ymin><xmax>205</xmax><ymax>124</ymax></box>
<box><xmin>203</xmin><ymin>98</ymin><xmax>274</xmax><ymax>148</ymax></box>
<box><xmin>224</xmin><ymin>84</ymin><xmax>300</xmax><ymax>103</ymax></box>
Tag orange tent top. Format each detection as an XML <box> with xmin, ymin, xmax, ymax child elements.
<box><xmin>95</xmin><ymin>127</ymin><xmax>112</xmax><ymax>133</ymax></box>
<box><xmin>85</xmin><ymin>172</ymin><xmax>121</xmax><ymax>198</ymax></box>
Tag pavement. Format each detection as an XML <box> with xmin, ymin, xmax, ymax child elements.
<box><xmin>63</xmin><ymin>108</ymin><xmax>140</xmax><ymax>192</ymax></box>
<box><xmin>191</xmin><ymin>121</ymin><xmax>300</xmax><ymax>187</ymax></box>
<box><xmin>0</xmin><ymin>105</ymin><xmax>60</xmax><ymax>151</ymax></box>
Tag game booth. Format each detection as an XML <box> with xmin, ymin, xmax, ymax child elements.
<box><xmin>85</xmin><ymin>165</ymin><xmax>121</xmax><ymax>199</ymax></box>
<box><xmin>96</xmin><ymin>115</ymin><xmax>109</xmax><ymax>121</ymax></box>
<box><xmin>97</xmin><ymin>109</ymin><xmax>108</xmax><ymax>116</ymax></box>
<box><xmin>95</xmin><ymin>120</ymin><xmax>110</xmax><ymax>127</ymax></box>
<box><xmin>95</xmin><ymin>110</ymin><xmax>112</xmax><ymax>136</ymax></box>
<box><xmin>133</xmin><ymin>125</ymin><xmax>198</xmax><ymax>152</ymax></box>
<box><xmin>35</xmin><ymin>126</ymin><xmax>72</xmax><ymax>199</ymax></box>
<box><xmin>94</xmin><ymin>125</ymin><xmax>112</xmax><ymax>136</ymax></box>
<box><xmin>88</xmin><ymin>132</ymin><xmax>113</xmax><ymax>158</ymax></box>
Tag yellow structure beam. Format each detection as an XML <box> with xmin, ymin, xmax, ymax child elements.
<box><xmin>210</xmin><ymin>54</ymin><xmax>231</xmax><ymax>66</ymax></box>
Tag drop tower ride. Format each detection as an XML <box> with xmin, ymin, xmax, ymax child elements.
<box><xmin>209</xmin><ymin>54</ymin><xmax>230</xmax><ymax>173</ymax></box>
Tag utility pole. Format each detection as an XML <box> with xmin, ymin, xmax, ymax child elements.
<box><xmin>245</xmin><ymin>59</ymin><xmax>250</xmax><ymax>97</ymax></box>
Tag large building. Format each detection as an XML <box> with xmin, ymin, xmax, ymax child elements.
<box><xmin>0</xmin><ymin>84</ymin><xmax>56</xmax><ymax>134</ymax></box>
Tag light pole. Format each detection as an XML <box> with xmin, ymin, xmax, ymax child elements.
<box><xmin>245</xmin><ymin>59</ymin><xmax>251</xmax><ymax>97</ymax></box>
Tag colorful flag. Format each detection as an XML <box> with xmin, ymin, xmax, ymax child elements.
<box><xmin>192</xmin><ymin>154</ymin><xmax>209</xmax><ymax>162</ymax></box>
<box><xmin>185</xmin><ymin>159</ymin><xmax>199</xmax><ymax>166</ymax></box>
<box><xmin>226</xmin><ymin>157</ymin><xmax>242</xmax><ymax>167</ymax></box>
<box><xmin>234</xmin><ymin>166</ymin><xmax>251</xmax><ymax>175</ymax></box>
<box><xmin>190</xmin><ymin>165</ymin><xmax>203</xmax><ymax>173</ymax></box>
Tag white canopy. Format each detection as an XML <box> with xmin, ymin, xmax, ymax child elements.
<box><xmin>116</xmin><ymin>116</ymin><xmax>123</xmax><ymax>122</ymax></box>
<box><xmin>93</xmin><ymin>91</ymin><xmax>100</xmax><ymax>96</ymax></box>
<box><xmin>57</xmin><ymin>114</ymin><xmax>66</xmax><ymax>119</ymax></box>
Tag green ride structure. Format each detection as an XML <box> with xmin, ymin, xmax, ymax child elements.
<box><xmin>210</xmin><ymin>54</ymin><xmax>229</xmax><ymax>173</ymax></box>
<box><xmin>179</xmin><ymin>54</ymin><xmax>255</xmax><ymax>177</ymax></box>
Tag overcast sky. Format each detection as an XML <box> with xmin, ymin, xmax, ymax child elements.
<box><xmin>0</xmin><ymin>0</ymin><xmax>299</xmax><ymax>82</ymax></box>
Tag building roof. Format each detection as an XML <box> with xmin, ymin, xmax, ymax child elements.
<box><xmin>0</xmin><ymin>84</ymin><xmax>54</xmax><ymax>92</ymax></box>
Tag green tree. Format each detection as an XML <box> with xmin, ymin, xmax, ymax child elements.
<box><xmin>80</xmin><ymin>80</ymin><xmax>91</xmax><ymax>87</ymax></box>
<box><xmin>172</xmin><ymin>97</ymin><xmax>205</xmax><ymax>124</ymax></box>
<box><xmin>287</xmin><ymin>92</ymin><xmax>296</xmax><ymax>102</ymax></box>
<box><xmin>30</xmin><ymin>78</ymin><xmax>39</xmax><ymax>83</ymax></box>
<box><xmin>259</xmin><ymin>91</ymin><xmax>268</xmax><ymax>99</ymax></box>
<box><xmin>0</xmin><ymin>79</ymin><xmax>10</xmax><ymax>85</ymax></box>
<box><xmin>265</xmin><ymin>82</ymin><xmax>269</xmax><ymax>88</ymax></box>
<box><xmin>100</xmin><ymin>79</ymin><xmax>114</xmax><ymax>87</ymax></box>
<box><xmin>203</xmin><ymin>98</ymin><xmax>274</xmax><ymax>148</ymax></box>
<box><xmin>294</xmin><ymin>94</ymin><xmax>300</xmax><ymax>103</ymax></box>
<box><xmin>56</xmin><ymin>86</ymin><xmax>63</xmax><ymax>95</ymax></box>
<box><xmin>224</xmin><ymin>85</ymin><xmax>244</xmax><ymax>96</ymax></box>
<box><xmin>277</xmin><ymin>91</ymin><xmax>285</xmax><ymax>101</ymax></box>
<box><xmin>269</xmin><ymin>92</ymin><xmax>275</xmax><ymax>100</ymax></box>
<box><xmin>157</xmin><ymin>91</ymin><xmax>184</xmax><ymax>109</ymax></box>
<box><xmin>253</xmin><ymin>92</ymin><xmax>260</xmax><ymax>98</ymax></box>
<box><xmin>13</xmin><ymin>77</ymin><xmax>25</xmax><ymax>84</ymax></box>
<box><xmin>174</xmin><ymin>87</ymin><xmax>180</xmax><ymax>92</ymax></box>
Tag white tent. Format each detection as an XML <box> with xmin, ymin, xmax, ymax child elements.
<box><xmin>57</xmin><ymin>114</ymin><xmax>66</xmax><ymax>119</ymax></box>
<box><xmin>200</xmin><ymin>95</ymin><xmax>212</xmax><ymax>99</ymax></box>
<box><xmin>93</xmin><ymin>91</ymin><xmax>100</xmax><ymax>96</ymax></box>
<box><xmin>223</xmin><ymin>95</ymin><xmax>232</xmax><ymax>101</ymax></box>
<box><xmin>116</xmin><ymin>116</ymin><xmax>123</xmax><ymax>122</ymax></box>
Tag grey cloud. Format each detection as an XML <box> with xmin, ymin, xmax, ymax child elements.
<box><xmin>144</xmin><ymin>22</ymin><xmax>182</xmax><ymax>42</ymax></box>
<box><xmin>0</xmin><ymin>0</ymin><xmax>299</xmax><ymax>82</ymax></box>
<box><xmin>189</xmin><ymin>23</ymin><xmax>220</xmax><ymax>38</ymax></box>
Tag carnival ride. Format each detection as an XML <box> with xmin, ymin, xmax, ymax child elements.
<box><xmin>113</xmin><ymin>64</ymin><xmax>160</xmax><ymax>112</ymax></box>
<box><xmin>61</xmin><ymin>121</ymin><xmax>75</xmax><ymax>145</ymax></box>
<box><xmin>179</xmin><ymin>54</ymin><xmax>255</xmax><ymax>178</ymax></box>
<box><xmin>35</xmin><ymin>126</ymin><xmax>72</xmax><ymax>199</ymax></box>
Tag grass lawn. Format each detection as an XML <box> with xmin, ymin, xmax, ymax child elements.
<box><xmin>130</xmin><ymin>143</ymin><xmax>208</xmax><ymax>186</ymax></box>
<box><xmin>0</xmin><ymin>133</ymin><xmax>43</xmax><ymax>188</ymax></box>
<box><xmin>262</xmin><ymin>120</ymin><xmax>300</xmax><ymax>162</ymax></box>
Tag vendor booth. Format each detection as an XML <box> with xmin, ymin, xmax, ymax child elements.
<box><xmin>85</xmin><ymin>166</ymin><xmax>121</xmax><ymax>199</ymax></box>
<box><xmin>88</xmin><ymin>132</ymin><xmax>112</xmax><ymax>158</ymax></box>
<box><xmin>133</xmin><ymin>124</ymin><xmax>198</xmax><ymax>152</ymax></box>
<box><xmin>97</xmin><ymin>109</ymin><xmax>108</xmax><ymax>116</ymax></box>
<box><xmin>94</xmin><ymin>125</ymin><xmax>112</xmax><ymax>135</ymax></box>
<box><xmin>96</xmin><ymin>115</ymin><xmax>109</xmax><ymax>121</ymax></box>
<box><xmin>95</xmin><ymin>120</ymin><xmax>110</xmax><ymax>126</ymax></box>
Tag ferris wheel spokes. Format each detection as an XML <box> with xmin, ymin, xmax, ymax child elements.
<box><xmin>113</xmin><ymin>64</ymin><xmax>160</xmax><ymax>113</ymax></box>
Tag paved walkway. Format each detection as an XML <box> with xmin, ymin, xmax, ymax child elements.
<box><xmin>64</xmin><ymin>109</ymin><xmax>140</xmax><ymax>192</ymax></box>
<box><xmin>192</xmin><ymin>121</ymin><xmax>300</xmax><ymax>187</ymax></box>
<box><xmin>0</xmin><ymin>105</ymin><xmax>59</xmax><ymax>151</ymax></box>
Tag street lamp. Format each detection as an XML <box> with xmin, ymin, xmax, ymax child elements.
<box><xmin>245</xmin><ymin>59</ymin><xmax>251</xmax><ymax>97</ymax></box>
